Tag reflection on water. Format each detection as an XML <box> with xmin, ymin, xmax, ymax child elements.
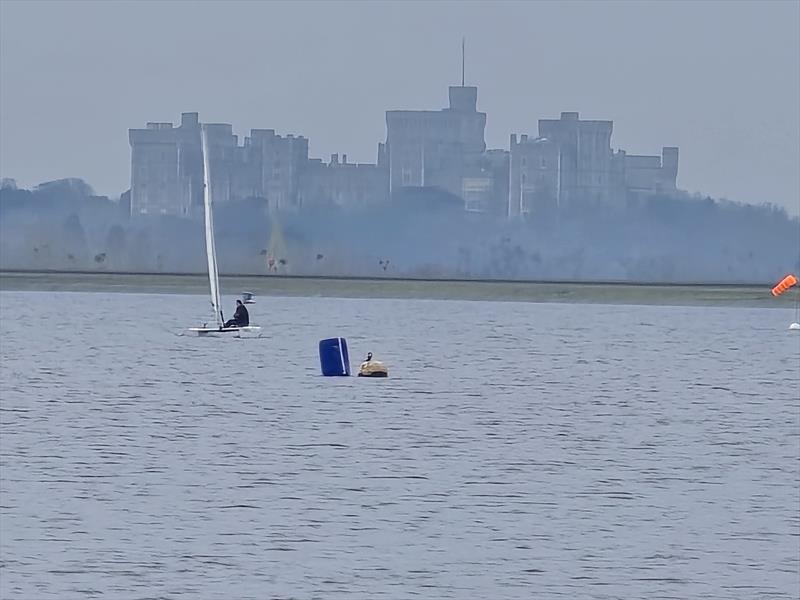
<box><xmin>1</xmin><ymin>291</ymin><xmax>798</xmax><ymax>599</ymax></box>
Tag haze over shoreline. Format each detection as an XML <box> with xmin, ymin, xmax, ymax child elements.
<box><xmin>2</xmin><ymin>180</ymin><xmax>797</xmax><ymax>284</ymax></box>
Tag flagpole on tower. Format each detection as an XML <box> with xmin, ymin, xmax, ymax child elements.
<box><xmin>461</xmin><ymin>37</ymin><xmax>465</xmax><ymax>87</ymax></box>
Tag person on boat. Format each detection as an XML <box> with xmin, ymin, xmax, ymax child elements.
<box><xmin>224</xmin><ymin>299</ymin><xmax>249</xmax><ymax>328</ymax></box>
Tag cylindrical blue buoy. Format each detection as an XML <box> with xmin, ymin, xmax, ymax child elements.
<box><xmin>319</xmin><ymin>337</ymin><xmax>350</xmax><ymax>376</ymax></box>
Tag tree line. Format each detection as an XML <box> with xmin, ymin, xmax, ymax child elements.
<box><xmin>0</xmin><ymin>178</ymin><xmax>797</xmax><ymax>283</ymax></box>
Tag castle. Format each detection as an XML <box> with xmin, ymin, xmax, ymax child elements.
<box><xmin>129</xmin><ymin>85</ymin><xmax>677</xmax><ymax>218</ymax></box>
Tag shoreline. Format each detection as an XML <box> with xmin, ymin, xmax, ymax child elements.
<box><xmin>0</xmin><ymin>270</ymin><xmax>789</xmax><ymax>308</ymax></box>
<box><xmin>0</xmin><ymin>268</ymin><xmax>776</xmax><ymax>288</ymax></box>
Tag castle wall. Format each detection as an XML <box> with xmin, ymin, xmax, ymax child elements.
<box><xmin>385</xmin><ymin>86</ymin><xmax>487</xmax><ymax>201</ymax></box>
<box><xmin>129</xmin><ymin>90</ymin><xmax>679</xmax><ymax>221</ymax></box>
<box><xmin>538</xmin><ymin>112</ymin><xmax>614</xmax><ymax>208</ymax></box>
<box><xmin>300</xmin><ymin>154</ymin><xmax>388</xmax><ymax>210</ymax></box>
<box><xmin>508</xmin><ymin>134</ymin><xmax>559</xmax><ymax>220</ymax></box>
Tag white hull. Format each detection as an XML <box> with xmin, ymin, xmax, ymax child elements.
<box><xmin>189</xmin><ymin>326</ymin><xmax>262</xmax><ymax>338</ymax></box>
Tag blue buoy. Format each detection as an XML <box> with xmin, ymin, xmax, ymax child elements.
<box><xmin>319</xmin><ymin>337</ymin><xmax>350</xmax><ymax>376</ymax></box>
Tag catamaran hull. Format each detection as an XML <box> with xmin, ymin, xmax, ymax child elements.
<box><xmin>189</xmin><ymin>326</ymin><xmax>262</xmax><ymax>338</ymax></box>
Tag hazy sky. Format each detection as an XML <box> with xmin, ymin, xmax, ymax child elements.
<box><xmin>1</xmin><ymin>0</ymin><xmax>798</xmax><ymax>213</ymax></box>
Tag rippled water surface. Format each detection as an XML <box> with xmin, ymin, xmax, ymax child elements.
<box><xmin>1</xmin><ymin>290</ymin><xmax>798</xmax><ymax>599</ymax></box>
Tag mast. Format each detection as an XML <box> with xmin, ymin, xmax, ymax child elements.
<box><xmin>201</xmin><ymin>126</ymin><xmax>224</xmax><ymax>328</ymax></box>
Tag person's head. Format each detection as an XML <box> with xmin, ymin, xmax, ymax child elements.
<box><xmin>236</xmin><ymin>300</ymin><xmax>242</xmax><ymax>306</ymax></box>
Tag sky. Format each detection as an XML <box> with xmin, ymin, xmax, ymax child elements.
<box><xmin>1</xmin><ymin>0</ymin><xmax>798</xmax><ymax>214</ymax></box>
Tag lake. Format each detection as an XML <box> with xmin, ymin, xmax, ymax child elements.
<box><xmin>0</xmin><ymin>284</ymin><xmax>798</xmax><ymax>598</ymax></box>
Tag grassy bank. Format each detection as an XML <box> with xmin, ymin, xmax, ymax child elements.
<box><xmin>0</xmin><ymin>270</ymin><xmax>789</xmax><ymax>308</ymax></box>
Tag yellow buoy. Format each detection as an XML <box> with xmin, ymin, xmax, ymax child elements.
<box><xmin>358</xmin><ymin>352</ymin><xmax>388</xmax><ymax>378</ymax></box>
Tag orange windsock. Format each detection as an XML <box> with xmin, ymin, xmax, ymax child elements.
<box><xmin>771</xmin><ymin>274</ymin><xmax>798</xmax><ymax>297</ymax></box>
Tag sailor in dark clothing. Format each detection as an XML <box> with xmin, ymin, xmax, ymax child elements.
<box><xmin>224</xmin><ymin>299</ymin><xmax>249</xmax><ymax>328</ymax></box>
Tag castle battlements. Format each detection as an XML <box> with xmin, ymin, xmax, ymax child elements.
<box><xmin>129</xmin><ymin>90</ymin><xmax>678</xmax><ymax>219</ymax></box>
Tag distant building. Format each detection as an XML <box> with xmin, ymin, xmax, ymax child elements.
<box><xmin>612</xmin><ymin>147</ymin><xmax>679</xmax><ymax>200</ymax></box>
<box><xmin>130</xmin><ymin>101</ymin><xmax>678</xmax><ymax>221</ymax></box>
<box><xmin>129</xmin><ymin>113</ymin><xmax>392</xmax><ymax>216</ymax></box>
<box><xmin>202</xmin><ymin>122</ymin><xmax>239</xmax><ymax>206</ymax></box>
<box><xmin>129</xmin><ymin>113</ymin><xmax>310</xmax><ymax>216</ymax></box>
<box><xmin>509</xmin><ymin>112</ymin><xmax>678</xmax><ymax>219</ymax></box>
<box><xmin>537</xmin><ymin>112</ymin><xmax>614</xmax><ymax>208</ymax></box>
<box><xmin>461</xmin><ymin>150</ymin><xmax>509</xmax><ymax>215</ymax></box>
<box><xmin>385</xmin><ymin>86</ymin><xmax>487</xmax><ymax>202</ymax></box>
<box><xmin>508</xmin><ymin>134</ymin><xmax>559</xmax><ymax>219</ymax></box>
<box><xmin>243</xmin><ymin>129</ymin><xmax>309</xmax><ymax>211</ymax></box>
<box><xmin>300</xmin><ymin>153</ymin><xmax>388</xmax><ymax>210</ymax></box>
<box><xmin>129</xmin><ymin>112</ymin><xmax>202</xmax><ymax>216</ymax></box>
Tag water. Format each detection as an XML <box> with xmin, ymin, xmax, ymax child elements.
<box><xmin>1</xmin><ymin>290</ymin><xmax>798</xmax><ymax>599</ymax></box>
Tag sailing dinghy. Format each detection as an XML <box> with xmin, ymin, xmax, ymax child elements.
<box><xmin>189</xmin><ymin>126</ymin><xmax>261</xmax><ymax>338</ymax></box>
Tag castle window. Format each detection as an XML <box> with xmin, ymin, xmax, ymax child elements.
<box><xmin>541</xmin><ymin>158</ymin><xmax>547</xmax><ymax>169</ymax></box>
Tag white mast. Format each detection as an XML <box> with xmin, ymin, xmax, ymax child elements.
<box><xmin>201</xmin><ymin>126</ymin><xmax>224</xmax><ymax>328</ymax></box>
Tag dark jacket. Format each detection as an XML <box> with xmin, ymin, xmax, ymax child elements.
<box><xmin>233</xmin><ymin>303</ymin><xmax>249</xmax><ymax>326</ymax></box>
